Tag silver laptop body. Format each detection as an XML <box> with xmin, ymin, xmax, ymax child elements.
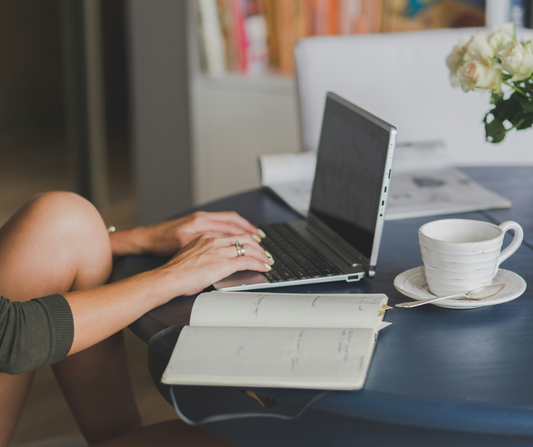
<box><xmin>214</xmin><ymin>92</ymin><xmax>397</xmax><ymax>291</ymax></box>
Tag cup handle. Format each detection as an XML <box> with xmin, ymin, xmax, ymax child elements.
<box><xmin>496</xmin><ymin>221</ymin><xmax>524</xmax><ymax>270</ymax></box>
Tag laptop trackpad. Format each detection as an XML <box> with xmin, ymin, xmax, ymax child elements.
<box><xmin>214</xmin><ymin>271</ymin><xmax>267</xmax><ymax>290</ymax></box>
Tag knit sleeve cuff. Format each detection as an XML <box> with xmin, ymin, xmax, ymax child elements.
<box><xmin>38</xmin><ymin>294</ymin><xmax>74</xmax><ymax>365</ymax></box>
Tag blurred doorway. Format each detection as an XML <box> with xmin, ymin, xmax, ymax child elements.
<box><xmin>0</xmin><ymin>0</ymin><xmax>136</xmax><ymax>228</ymax></box>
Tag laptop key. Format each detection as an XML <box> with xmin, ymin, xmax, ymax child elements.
<box><xmin>265</xmin><ymin>271</ymin><xmax>284</xmax><ymax>283</ymax></box>
<box><xmin>319</xmin><ymin>266</ymin><xmax>337</xmax><ymax>276</ymax></box>
<box><xmin>273</xmin><ymin>264</ymin><xmax>298</xmax><ymax>281</ymax></box>
<box><xmin>293</xmin><ymin>269</ymin><xmax>309</xmax><ymax>278</ymax></box>
<box><xmin>299</xmin><ymin>264</ymin><xmax>321</xmax><ymax>276</ymax></box>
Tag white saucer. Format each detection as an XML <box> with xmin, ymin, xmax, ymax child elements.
<box><xmin>394</xmin><ymin>267</ymin><xmax>527</xmax><ymax>309</ymax></box>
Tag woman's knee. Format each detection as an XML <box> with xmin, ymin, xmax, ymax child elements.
<box><xmin>33</xmin><ymin>192</ymin><xmax>112</xmax><ymax>284</ymax></box>
<box><xmin>0</xmin><ymin>192</ymin><xmax>113</xmax><ymax>296</ymax></box>
<box><xmin>27</xmin><ymin>191</ymin><xmax>106</xmax><ymax>233</ymax></box>
<box><xmin>3</xmin><ymin>191</ymin><xmax>103</xmax><ymax>233</ymax></box>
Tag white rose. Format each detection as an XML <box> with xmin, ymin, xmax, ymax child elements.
<box><xmin>466</xmin><ymin>31</ymin><xmax>495</xmax><ymax>62</ymax></box>
<box><xmin>446</xmin><ymin>46</ymin><xmax>467</xmax><ymax>87</ymax></box>
<box><xmin>488</xmin><ymin>23</ymin><xmax>515</xmax><ymax>51</ymax></box>
<box><xmin>497</xmin><ymin>40</ymin><xmax>533</xmax><ymax>81</ymax></box>
<box><xmin>447</xmin><ymin>33</ymin><xmax>494</xmax><ymax>88</ymax></box>
<box><xmin>457</xmin><ymin>54</ymin><xmax>503</xmax><ymax>93</ymax></box>
<box><xmin>446</xmin><ymin>34</ymin><xmax>472</xmax><ymax>70</ymax></box>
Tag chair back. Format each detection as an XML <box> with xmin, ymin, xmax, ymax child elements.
<box><xmin>294</xmin><ymin>28</ymin><xmax>533</xmax><ymax>165</ymax></box>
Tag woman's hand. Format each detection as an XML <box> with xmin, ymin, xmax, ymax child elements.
<box><xmin>157</xmin><ymin>232</ymin><xmax>273</xmax><ymax>297</ymax></box>
<box><xmin>110</xmin><ymin>211</ymin><xmax>265</xmax><ymax>258</ymax></box>
<box><xmin>64</xmin><ymin>232</ymin><xmax>272</xmax><ymax>355</ymax></box>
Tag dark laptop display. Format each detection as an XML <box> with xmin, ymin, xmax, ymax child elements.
<box><xmin>310</xmin><ymin>95</ymin><xmax>391</xmax><ymax>260</ymax></box>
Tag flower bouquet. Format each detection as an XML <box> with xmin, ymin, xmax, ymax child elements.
<box><xmin>446</xmin><ymin>23</ymin><xmax>533</xmax><ymax>144</ymax></box>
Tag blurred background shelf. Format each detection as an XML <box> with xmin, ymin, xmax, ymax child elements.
<box><xmin>185</xmin><ymin>0</ymin><xmax>531</xmax><ymax>208</ymax></box>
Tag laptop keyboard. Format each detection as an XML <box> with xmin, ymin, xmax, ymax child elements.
<box><xmin>259</xmin><ymin>223</ymin><xmax>343</xmax><ymax>283</ymax></box>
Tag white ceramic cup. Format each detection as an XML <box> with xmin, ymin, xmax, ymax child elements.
<box><xmin>418</xmin><ymin>219</ymin><xmax>523</xmax><ymax>296</ymax></box>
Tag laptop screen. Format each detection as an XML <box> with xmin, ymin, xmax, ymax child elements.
<box><xmin>309</xmin><ymin>94</ymin><xmax>392</xmax><ymax>260</ymax></box>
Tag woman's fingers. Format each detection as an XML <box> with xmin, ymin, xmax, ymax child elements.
<box><xmin>203</xmin><ymin>232</ymin><xmax>265</xmax><ymax>254</ymax></box>
<box><xmin>172</xmin><ymin>233</ymin><xmax>271</xmax><ymax>265</ymax></box>
<box><xmin>199</xmin><ymin>211</ymin><xmax>264</xmax><ymax>239</ymax></box>
<box><xmin>204</xmin><ymin>211</ymin><xmax>261</xmax><ymax>232</ymax></box>
<box><xmin>195</xmin><ymin>219</ymin><xmax>257</xmax><ymax>239</ymax></box>
<box><xmin>232</xmin><ymin>253</ymin><xmax>272</xmax><ymax>273</ymax></box>
<box><xmin>220</xmin><ymin>244</ymin><xmax>272</xmax><ymax>265</ymax></box>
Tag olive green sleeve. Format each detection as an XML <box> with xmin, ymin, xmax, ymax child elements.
<box><xmin>0</xmin><ymin>294</ymin><xmax>74</xmax><ymax>375</ymax></box>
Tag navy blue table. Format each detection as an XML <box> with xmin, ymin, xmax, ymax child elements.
<box><xmin>116</xmin><ymin>167</ymin><xmax>533</xmax><ymax>447</ymax></box>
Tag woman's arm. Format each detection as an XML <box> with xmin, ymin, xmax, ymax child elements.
<box><xmin>66</xmin><ymin>231</ymin><xmax>271</xmax><ymax>355</ymax></box>
<box><xmin>0</xmin><ymin>231</ymin><xmax>271</xmax><ymax>374</ymax></box>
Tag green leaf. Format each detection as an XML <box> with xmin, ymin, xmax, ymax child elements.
<box><xmin>484</xmin><ymin>113</ymin><xmax>507</xmax><ymax>143</ymax></box>
<box><xmin>514</xmin><ymin>112</ymin><xmax>533</xmax><ymax>130</ymax></box>
<box><xmin>491</xmin><ymin>93</ymin><xmax>504</xmax><ymax>105</ymax></box>
<box><xmin>516</xmin><ymin>95</ymin><xmax>533</xmax><ymax>113</ymax></box>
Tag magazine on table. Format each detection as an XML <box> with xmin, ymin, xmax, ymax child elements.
<box><xmin>258</xmin><ymin>141</ymin><xmax>511</xmax><ymax>220</ymax></box>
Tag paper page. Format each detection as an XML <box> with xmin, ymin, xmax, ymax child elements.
<box><xmin>162</xmin><ymin>326</ymin><xmax>376</xmax><ymax>390</ymax></box>
<box><xmin>392</xmin><ymin>140</ymin><xmax>449</xmax><ymax>172</ymax></box>
<box><xmin>259</xmin><ymin>152</ymin><xmax>316</xmax><ymax>185</ymax></box>
<box><xmin>190</xmin><ymin>291</ymin><xmax>388</xmax><ymax>331</ymax></box>
<box><xmin>386</xmin><ymin>167</ymin><xmax>511</xmax><ymax>220</ymax></box>
<box><xmin>377</xmin><ymin>321</ymin><xmax>392</xmax><ymax>331</ymax></box>
<box><xmin>266</xmin><ymin>181</ymin><xmax>312</xmax><ymax>217</ymax></box>
<box><xmin>259</xmin><ymin>152</ymin><xmax>315</xmax><ymax>217</ymax></box>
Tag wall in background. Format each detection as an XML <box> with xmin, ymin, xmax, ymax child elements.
<box><xmin>0</xmin><ymin>1</ymin><xmax>64</xmax><ymax>129</ymax></box>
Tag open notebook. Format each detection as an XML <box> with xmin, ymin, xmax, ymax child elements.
<box><xmin>162</xmin><ymin>291</ymin><xmax>391</xmax><ymax>390</ymax></box>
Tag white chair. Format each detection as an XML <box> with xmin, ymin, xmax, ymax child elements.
<box><xmin>294</xmin><ymin>27</ymin><xmax>533</xmax><ymax>166</ymax></box>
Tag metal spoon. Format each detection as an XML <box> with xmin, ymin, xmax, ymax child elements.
<box><xmin>395</xmin><ymin>283</ymin><xmax>506</xmax><ymax>308</ymax></box>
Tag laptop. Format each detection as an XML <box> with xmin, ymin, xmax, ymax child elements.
<box><xmin>214</xmin><ymin>92</ymin><xmax>397</xmax><ymax>291</ymax></box>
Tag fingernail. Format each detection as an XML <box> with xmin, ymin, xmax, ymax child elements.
<box><xmin>252</xmin><ymin>234</ymin><xmax>261</xmax><ymax>243</ymax></box>
<box><xmin>257</xmin><ymin>229</ymin><xmax>266</xmax><ymax>238</ymax></box>
<box><xmin>265</xmin><ymin>251</ymin><xmax>274</xmax><ymax>262</ymax></box>
<box><xmin>264</xmin><ymin>263</ymin><xmax>272</xmax><ymax>271</ymax></box>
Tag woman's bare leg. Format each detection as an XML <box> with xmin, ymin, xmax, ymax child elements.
<box><xmin>52</xmin><ymin>332</ymin><xmax>141</xmax><ymax>444</ymax></box>
<box><xmin>0</xmin><ymin>192</ymin><xmax>141</xmax><ymax>446</ymax></box>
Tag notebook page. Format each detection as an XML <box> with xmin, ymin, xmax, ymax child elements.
<box><xmin>190</xmin><ymin>292</ymin><xmax>388</xmax><ymax>330</ymax></box>
<box><xmin>259</xmin><ymin>152</ymin><xmax>316</xmax><ymax>185</ymax></box>
<box><xmin>162</xmin><ymin>326</ymin><xmax>376</xmax><ymax>390</ymax></box>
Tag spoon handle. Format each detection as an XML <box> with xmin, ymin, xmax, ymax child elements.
<box><xmin>396</xmin><ymin>293</ymin><xmax>466</xmax><ymax>308</ymax></box>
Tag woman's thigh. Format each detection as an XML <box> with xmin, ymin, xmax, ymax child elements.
<box><xmin>0</xmin><ymin>191</ymin><xmax>117</xmax><ymax>447</ymax></box>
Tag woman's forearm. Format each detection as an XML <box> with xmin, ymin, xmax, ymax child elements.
<box><xmin>64</xmin><ymin>268</ymin><xmax>175</xmax><ymax>355</ymax></box>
